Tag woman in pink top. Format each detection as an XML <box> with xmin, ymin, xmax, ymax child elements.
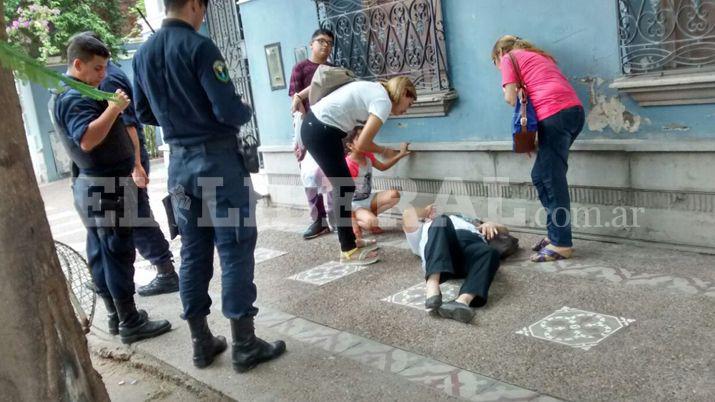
<box><xmin>492</xmin><ymin>35</ymin><xmax>585</xmax><ymax>262</ymax></box>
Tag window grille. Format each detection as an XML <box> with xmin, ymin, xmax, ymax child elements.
<box><xmin>315</xmin><ymin>0</ymin><xmax>452</xmax><ymax>93</ymax></box>
<box><xmin>618</xmin><ymin>0</ymin><xmax>715</xmax><ymax>75</ymax></box>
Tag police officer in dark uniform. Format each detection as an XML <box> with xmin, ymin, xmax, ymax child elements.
<box><xmin>50</xmin><ymin>34</ymin><xmax>171</xmax><ymax>344</ymax></box>
<box><xmin>72</xmin><ymin>32</ymin><xmax>181</xmax><ymax>297</ymax></box>
<box><xmin>132</xmin><ymin>0</ymin><xmax>285</xmax><ymax>371</ymax></box>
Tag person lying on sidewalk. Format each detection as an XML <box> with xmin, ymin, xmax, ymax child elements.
<box><xmin>344</xmin><ymin>126</ymin><xmax>411</xmax><ymax>240</ymax></box>
<box><xmin>402</xmin><ymin>205</ymin><xmax>505</xmax><ymax>323</ymax></box>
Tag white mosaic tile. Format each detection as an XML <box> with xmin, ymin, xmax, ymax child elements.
<box><xmin>506</xmin><ymin>258</ymin><xmax>715</xmax><ymax>298</ymax></box>
<box><xmin>382</xmin><ymin>280</ymin><xmax>462</xmax><ymax>310</ymax></box>
<box><xmin>254</xmin><ymin>247</ymin><xmax>287</xmax><ymax>264</ymax></box>
<box><xmin>516</xmin><ymin>306</ymin><xmax>635</xmax><ymax>351</ymax></box>
<box><xmin>289</xmin><ymin>261</ymin><xmax>369</xmax><ymax>286</ymax></box>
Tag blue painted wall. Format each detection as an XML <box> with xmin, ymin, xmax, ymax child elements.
<box><xmin>240</xmin><ymin>0</ymin><xmax>715</xmax><ymax>146</ymax></box>
<box><xmin>240</xmin><ymin>0</ymin><xmax>321</xmax><ymax>146</ymax></box>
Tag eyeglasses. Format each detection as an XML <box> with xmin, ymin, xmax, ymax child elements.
<box><xmin>314</xmin><ymin>38</ymin><xmax>334</xmax><ymax>47</ymax></box>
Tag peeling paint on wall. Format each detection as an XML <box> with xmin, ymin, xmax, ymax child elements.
<box><xmin>582</xmin><ymin>77</ymin><xmax>643</xmax><ymax>134</ymax></box>
<box><xmin>662</xmin><ymin>123</ymin><xmax>690</xmax><ymax>132</ymax></box>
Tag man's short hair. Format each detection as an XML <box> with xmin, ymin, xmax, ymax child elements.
<box><xmin>74</xmin><ymin>31</ymin><xmax>101</xmax><ymax>42</ymax></box>
<box><xmin>312</xmin><ymin>28</ymin><xmax>335</xmax><ymax>41</ymax></box>
<box><xmin>66</xmin><ymin>34</ymin><xmax>110</xmax><ymax>64</ymax></box>
<box><xmin>164</xmin><ymin>0</ymin><xmax>209</xmax><ymax>11</ymax></box>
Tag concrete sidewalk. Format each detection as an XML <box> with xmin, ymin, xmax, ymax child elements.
<box><xmin>40</xmin><ymin>160</ymin><xmax>715</xmax><ymax>401</ymax></box>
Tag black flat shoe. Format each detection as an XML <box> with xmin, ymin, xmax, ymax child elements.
<box><xmin>437</xmin><ymin>301</ymin><xmax>475</xmax><ymax>323</ymax></box>
<box><xmin>137</xmin><ymin>272</ymin><xmax>179</xmax><ymax>297</ymax></box>
<box><xmin>424</xmin><ymin>294</ymin><xmax>442</xmax><ymax>310</ymax></box>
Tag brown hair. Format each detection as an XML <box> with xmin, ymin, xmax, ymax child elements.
<box><xmin>342</xmin><ymin>126</ymin><xmax>363</xmax><ymax>155</ymax></box>
<box><xmin>491</xmin><ymin>35</ymin><xmax>555</xmax><ymax>65</ymax></box>
<box><xmin>380</xmin><ymin>76</ymin><xmax>417</xmax><ymax>104</ymax></box>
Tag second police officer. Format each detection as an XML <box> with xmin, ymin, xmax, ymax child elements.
<box><xmin>51</xmin><ymin>34</ymin><xmax>172</xmax><ymax>343</ymax></box>
<box><xmin>132</xmin><ymin>0</ymin><xmax>286</xmax><ymax>371</ymax></box>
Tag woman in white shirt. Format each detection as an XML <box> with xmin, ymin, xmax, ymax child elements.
<box><xmin>403</xmin><ymin>205</ymin><xmax>505</xmax><ymax>323</ymax></box>
<box><xmin>301</xmin><ymin>76</ymin><xmax>416</xmax><ymax>266</ymax></box>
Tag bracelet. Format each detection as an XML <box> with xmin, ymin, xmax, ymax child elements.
<box><xmin>294</xmin><ymin>93</ymin><xmax>303</xmax><ymax>101</ymax></box>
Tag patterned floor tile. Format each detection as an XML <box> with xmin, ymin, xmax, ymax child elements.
<box><xmin>340</xmin><ymin>336</ymin><xmax>423</xmax><ymax>373</ymax></box>
<box><xmin>271</xmin><ymin>317</ymin><xmax>361</xmax><ymax>353</ymax></box>
<box><xmin>516</xmin><ymin>306</ymin><xmax>635</xmax><ymax>351</ymax></box>
<box><xmin>255</xmin><ymin>308</ymin><xmax>295</xmax><ymax>328</ymax></box>
<box><xmin>506</xmin><ymin>258</ymin><xmax>715</xmax><ymax>298</ymax></box>
<box><xmin>398</xmin><ymin>358</ymin><xmax>495</xmax><ymax>399</ymax></box>
<box><xmin>288</xmin><ymin>261</ymin><xmax>370</xmax><ymax>286</ymax></box>
<box><xmin>470</xmin><ymin>381</ymin><xmax>545</xmax><ymax>402</ymax></box>
<box><xmin>382</xmin><ymin>281</ymin><xmax>462</xmax><ymax>310</ymax></box>
<box><xmin>254</xmin><ymin>247</ymin><xmax>287</xmax><ymax>264</ymax></box>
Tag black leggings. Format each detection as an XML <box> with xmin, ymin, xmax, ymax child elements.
<box><xmin>301</xmin><ymin>112</ymin><xmax>356</xmax><ymax>252</ymax></box>
<box><xmin>424</xmin><ymin>215</ymin><xmax>501</xmax><ymax>307</ymax></box>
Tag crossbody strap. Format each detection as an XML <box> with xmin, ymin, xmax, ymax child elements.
<box><xmin>507</xmin><ymin>52</ymin><xmax>529</xmax><ymax>127</ymax></box>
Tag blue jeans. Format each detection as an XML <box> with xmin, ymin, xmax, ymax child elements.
<box><xmin>168</xmin><ymin>137</ymin><xmax>258</xmax><ymax>320</ymax></box>
<box><xmin>531</xmin><ymin>106</ymin><xmax>585</xmax><ymax>247</ymax></box>
<box><xmin>133</xmin><ymin>152</ymin><xmax>173</xmax><ymax>265</ymax></box>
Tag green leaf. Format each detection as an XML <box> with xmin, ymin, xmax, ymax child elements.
<box><xmin>0</xmin><ymin>40</ymin><xmax>117</xmax><ymax>101</ymax></box>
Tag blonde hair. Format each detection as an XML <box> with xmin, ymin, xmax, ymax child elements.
<box><xmin>491</xmin><ymin>35</ymin><xmax>555</xmax><ymax>65</ymax></box>
<box><xmin>381</xmin><ymin>76</ymin><xmax>417</xmax><ymax>104</ymax></box>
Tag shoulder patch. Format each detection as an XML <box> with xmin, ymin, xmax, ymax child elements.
<box><xmin>213</xmin><ymin>60</ymin><xmax>230</xmax><ymax>83</ymax></box>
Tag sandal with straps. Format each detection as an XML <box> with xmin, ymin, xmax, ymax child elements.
<box><xmin>531</xmin><ymin>237</ymin><xmax>551</xmax><ymax>252</ymax></box>
<box><xmin>340</xmin><ymin>246</ymin><xmax>380</xmax><ymax>266</ymax></box>
<box><xmin>530</xmin><ymin>247</ymin><xmax>570</xmax><ymax>263</ymax></box>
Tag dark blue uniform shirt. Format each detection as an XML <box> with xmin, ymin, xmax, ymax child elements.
<box><xmin>53</xmin><ymin>76</ymin><xmax>134</xmax><ymax>175</ymax></box>
<box><xmin>132</xmin><ymin>19</ymin><xmax>252</xmax><ymax>146</ymax></box>
<box><xmin>100</xmin><ymin>62</ymin><xmax>145</xmax><ymax>147</ymax></box>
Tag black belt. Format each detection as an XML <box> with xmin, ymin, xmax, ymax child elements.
<box><xmin>170</xmin><ymin>135</ymin><xmax>238</xmax><ymax>153</ymax></box>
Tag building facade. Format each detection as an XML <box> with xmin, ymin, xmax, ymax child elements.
<box><xmin>181</xmin><ymin>0</ymin><xmax>715</xmax><ymax>251</ymax></box>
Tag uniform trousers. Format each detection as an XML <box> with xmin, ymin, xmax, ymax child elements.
<box><xmin>423</xmin><ymin>215</ymin><xmax>500</xmax><ymax>307</ymax></box>
<box><xmin>134</xmin><ymin>151</ymin><xmax>173</xmax><ymax>265</ymax></box>
<box><xmin>73</xmin><ymin>174</ymin><xmax>137</xmax><ymax>300</ymax></box>
<box><xmin>168</xmin><ymin>136</ymin><xmax>258</xmax><ymax>320</ymax></box>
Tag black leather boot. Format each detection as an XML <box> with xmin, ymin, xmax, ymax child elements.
<box><xmin>231</xmin><ymin>316</ymin><xmax>286</xmax><ymax>373</ymax></box>
<box><xmin>187</xmin><ymin>316</ymin><xmax>227</xmax><ymax>368</ymax></box>
<box><xmin>115</xmin><ymin>298</ymin><xmax>171</xmax><ymax>344</ymax></box>
<box><xmin>101</xmin><ymin>297</ymin><xmax>148</xmax><ymax>335</ymax></box>
<box><xmin>137</xmin><ymin>260</ymin><xmax>179</xmax><ymax>297</ymax></box>
<box><xmin>101</xmin><ymin>297</ymin><xmax>120</xmax><ymax>335</ymax></box>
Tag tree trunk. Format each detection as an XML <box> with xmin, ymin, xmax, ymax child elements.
<box><xmin>0</xmin><ymin>1</ymin><xmax>110</xmax><ymax>400</ymax></box>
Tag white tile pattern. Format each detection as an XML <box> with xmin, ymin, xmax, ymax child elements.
<box><xmin>289</xmin><ymin>261</ymin><xmax>370</xmax><ymax>285</ymax></box>
<box><xmin>382</xmin><ymin>280</ymin><xmax>462</xmax><ymax>310</ymax></box>
<box><xmin>516</xmin><ymin>306</ymin><xmax>635</xmax><ymax>351</ymax></box>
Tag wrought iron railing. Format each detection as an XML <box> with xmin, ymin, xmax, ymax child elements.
<box><xmin>206</xmin><ymin>0</ymin><xmax>261</xmax><ymax>147</ymax></box>
<box><xmin>315</xmin><ymin>0</ymin><xmax>451</xmax><ymax>93</ymax></box>
<box><xmin>618</xmin><ymin>0</ymin><xmax>715</xmax><ymax>75</ymax></box>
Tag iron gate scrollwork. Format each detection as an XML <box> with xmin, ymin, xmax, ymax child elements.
<box><xmin>315</xmin><ymin>0</ymin><xmax>451</xmax><ymax>93</ymax></box>
<box><xmin>205</xmin><ymin>0</ymin><xmax>261</xmax><ymax>152</ymax></box>
<box><xmin>618</xmin><ymin>0</ymin><xmax>715</xmax><ymax>74</ymax></box>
